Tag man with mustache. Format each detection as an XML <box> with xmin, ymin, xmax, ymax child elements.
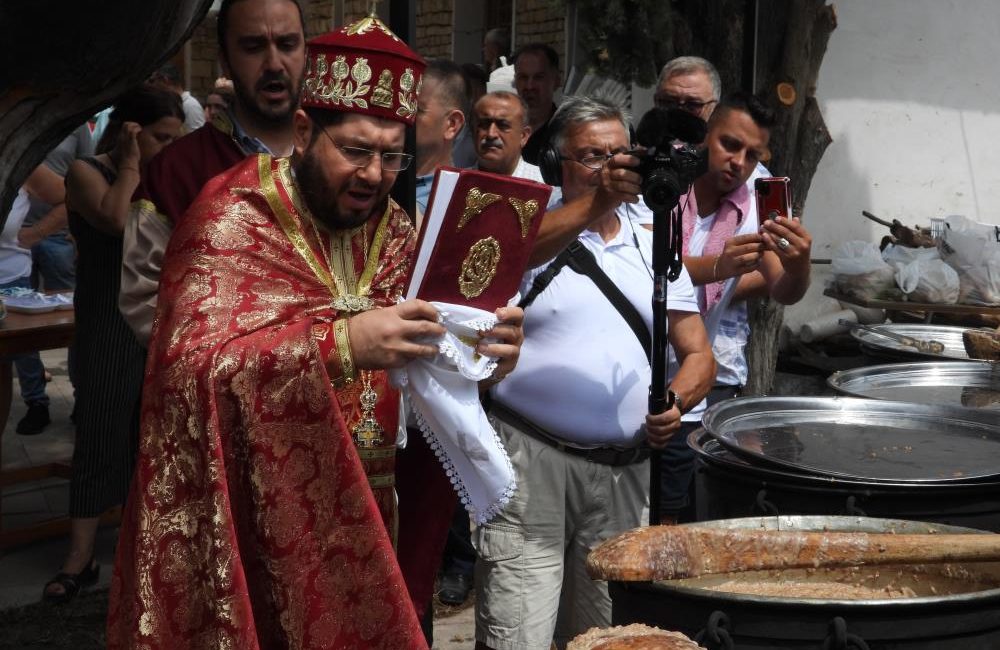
<box><xmin>119</xmin><ymin>0</ymin><xmax>307</xmax><ymax>345</ymax></box>
<box><xmin>472</xmin><ymin>91</ymin><xmax>546</xmax><ymax>184</ymax></box>
<box><xmin>108</xmin><ymin>13</ymin><xmax>523</xmax><ymax>650</ymax></box>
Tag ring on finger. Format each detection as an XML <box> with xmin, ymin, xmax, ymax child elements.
<box><xmin>777</xmin><ymin>237</ymin><xmax>791</xmax><ymax>250</ymax></box>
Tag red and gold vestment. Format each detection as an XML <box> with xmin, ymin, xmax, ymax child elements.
<box><xmin>108</xmin><ymin>154</ymin><xmax>426</xmax><ymax>649</ymax></box>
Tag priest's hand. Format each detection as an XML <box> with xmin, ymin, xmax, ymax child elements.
<box><xmin>644</xmin><ymin>404</ymin><xmax>681</xmax><ymax>449</ymax></box>
<box><xmin>478</xmin><ymin>306</ymin><xmax>524</xmax><ymax>389</ymax></box>
<box><xmin>348</xmin><ymin>300</ymin><xmax>445</xmax><ymax>369</ymax></box>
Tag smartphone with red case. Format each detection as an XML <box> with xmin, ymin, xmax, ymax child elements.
<box><xmin>754</xmin><ymin>176</ymin><xmax>792</xmax><ymax>225</ymax></box>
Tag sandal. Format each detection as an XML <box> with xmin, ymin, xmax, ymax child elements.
<box><xmin>42</xmin><ymin>559</ymin><xmax>100</xmax><ymax>604</ymax></box>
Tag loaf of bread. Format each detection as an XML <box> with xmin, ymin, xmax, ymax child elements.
<box><xmin>962</xmin><ymin>328</ymin><xmax>1000</xmax><ymax>361</ymax></box>
<box><xmin>568</xmin><ymin>624</ymin><xmax>704</xmax><ymax>650</ymax></box>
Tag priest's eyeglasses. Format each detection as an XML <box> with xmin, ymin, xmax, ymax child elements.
<box><xmin>321</xmin><ymin>129</ymin><xmax>413</xmax><ymax>172</ymax></box>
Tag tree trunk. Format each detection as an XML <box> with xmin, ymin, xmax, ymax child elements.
<box><xmin>0</xmin><ymin>0</ymin><xmax>214</xmax><ymax>222</ymax></box>
<box><xmin>668</xmin><ymin>0</ymin><xmax>837</xmax><ymax>395</ymax></box>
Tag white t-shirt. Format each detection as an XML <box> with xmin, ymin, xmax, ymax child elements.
<box><xmin>673</xmin><ymin>165</ymin><xmax>769</xmax><ymax>421</ymax></box>
<box><xmin>0</xmin><ymin>189</ymin><xmax>33</xmax><ymax>284</ymax></box>
<box><xmin>494</xmin><ymin>212</ymin><xmax>699</xmax><ymax>448</ymax></box>
<box><xmin>181</xmin><ymin>91</ymin><xmax>206</xmax><ymax>131</ymax></box>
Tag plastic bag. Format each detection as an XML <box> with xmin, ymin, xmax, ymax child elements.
<box><xmin>895</xmin><ymin>258</ymin><xmax>960</xmax><ymax>304</ymax></box>
<box><xmin>881</xmin><ymin>243</ymin><xmax>939</xmax><ymax>270</ymax></box>
<box><xmin>831</xmin><ymin>240</ymin><xmax>898</xmax><ymax>300</ymax></box>
<box><xmin>938</xmin><ymin>216</ymin><xmax>1000</xmax><ymax>305</ymax></box>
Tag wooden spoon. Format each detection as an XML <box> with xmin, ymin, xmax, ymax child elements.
<box><xmin>586</xmin><ymin>526</ymin><xmax>1000</xmax><ymax>582</ymax></box>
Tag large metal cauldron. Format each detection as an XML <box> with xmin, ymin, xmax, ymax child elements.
<box><xmin>609</xmin><ymin>516</ymin><xmax>1000</xmax><ymax>649</ymax></box>
<box><xmin>691</xmin><ymin>431</ymin><xmax>1000</xmax><ymax>532</ymax></box>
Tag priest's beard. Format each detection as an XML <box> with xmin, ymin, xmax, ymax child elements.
<box><xmin>295</xmin><ymin>147</ymin><xmax>386</xmax><ymax>231</ymax></box>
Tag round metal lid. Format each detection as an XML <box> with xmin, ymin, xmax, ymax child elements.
<box><xmin>703</xmin><ymin>396</ymin><xmax>1000</xmax><ymax>484</ymax></box>
<box><xmin>829</xmin><ymin>361</ymin><xmax>1000</xmax><ymax>410</ymax></box>
<box><xmin>850</xmin><ymin>323</ymin><xmax>970</xmax><ymax>361</ymax></box>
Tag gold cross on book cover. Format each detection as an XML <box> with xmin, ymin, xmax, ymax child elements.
<box><xmin>406</xmin><ymin>167</ymin><xmax>553</xmax><ymax>310</ymax></box>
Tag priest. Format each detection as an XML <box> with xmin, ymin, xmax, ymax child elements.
<box><xmin>108</xmin><ymin>15</ymin><xmax>520</xmax><ymax>650</ymax></box>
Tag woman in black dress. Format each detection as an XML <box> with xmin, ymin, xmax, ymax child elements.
<box><xmin>44</xmin><ymin>86</ymin><xmax>183</xmax><ymax>602</ymax></box>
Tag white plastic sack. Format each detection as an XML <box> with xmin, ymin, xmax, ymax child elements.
<box><xmin>895</xmin><ymin>258</ymin><xmax>960</xmax><ymax>304</ymax></box>
<box><xmin>938</xmin><ymin>215</ymin><xmax>1000</xmax><ymax>305</ymax></box>
<box><xmin>831</xmin><ymin>240</ymin><xmax>897</xmax><ymax>300</ymax></box>
<box><xmin>881</xmin><ymin>243</ymin><xmax>939</xmax><ymax>270</ymax></box>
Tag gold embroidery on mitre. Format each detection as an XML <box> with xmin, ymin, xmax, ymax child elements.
<box><xmin>304</xmin><ymin>54</ymin><xmax>328</xmax><ymax>103</ymax></box>
<box><xmin>345</xmin><ymin>14</ymin><xmax>400</xmax><ymax>41</ymax></box>
<box><xmin>508</xmin><ymin>197</ymin><xmax>540</xmax><ymax>239</ymax></box>
<box><xmin>459</xmin><ymin>237</ymin><xmax>501</xmax><ymax>299</ymax></box>
<box><xmin>371</xmin><ymin>69</ymin><xmax>394</xmax><ymax>108</ymax></box>
<box><xmin>458</xmin><ymin>187</ymin><xmax>502</xmax><ymax>230</ymax></box>
<box><xmin>397</xmin><ymin>67</ymin><xmax>418</xmax><ymax>119</ymax></box>
<box><xmin>315</xmin><ymin>54</ymin><xmax>371</xmax><ymax>109</ymax></box>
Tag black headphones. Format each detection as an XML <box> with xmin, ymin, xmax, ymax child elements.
<box><xmin>536</xmin><ymin>120</ymin><xmax>639</xmax><ymax>188</ymax></box>
<box><xmin>538</xmin><ymin>143</ymin><xmax>563</xmax><ymax>187</ymax></box>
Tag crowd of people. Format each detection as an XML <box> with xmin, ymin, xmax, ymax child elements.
<box><xmin>3</xmin><ymin>0</ymin><xmax>815</xmax><ymax>647</ymax></box>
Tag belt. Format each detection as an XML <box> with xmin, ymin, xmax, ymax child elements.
<box><xmin>491</xmin><ymin>403</ymin><xmax>649</xmax><ymax>467</ymax></box>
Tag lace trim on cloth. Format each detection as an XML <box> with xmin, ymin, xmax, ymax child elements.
<box><xmin>391</xmin><ymin>301</ymin><xmax>516</xmax><ymax>524</ymax></box>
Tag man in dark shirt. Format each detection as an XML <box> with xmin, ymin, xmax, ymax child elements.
<box><xmin>513</xmin><ymin>43</ymin><xmax>561</xmax><ymax>165</ymax></box>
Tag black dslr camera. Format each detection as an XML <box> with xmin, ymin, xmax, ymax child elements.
<box><xmin>631</xmin><ymin>107</ymin><xmax>709</xmax><ymax>213</ymax></box>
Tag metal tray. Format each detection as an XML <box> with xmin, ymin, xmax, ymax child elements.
<box><xmin>688</xmin><ymin>429</ymin><xmax>1000</xmax><ymax>493</ymax></box>
<box><xmin>851</xmin><ymin>323</ymin><xmax>970</xmax><ymax>360</ymax></box>
<box><xmin>829</xmin><ymin>361</ymin><xmax>1000</xmax><ymax>410</ymax></box>
<box><xmin>702</xmin><ymin>396</ymin><xmax>1000</xmax><ymax>484</ymax></box>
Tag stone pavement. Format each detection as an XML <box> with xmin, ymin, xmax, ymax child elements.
<box><xmin>0</xmin><ymin>348</ymin><xmax>476</xmax><ymax>647</ymax></box>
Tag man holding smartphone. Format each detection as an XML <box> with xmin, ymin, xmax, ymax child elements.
<box><xmin>658</xmin><ymin>91</ymin><xmax>813</xmax><ymax>522</ymax></box>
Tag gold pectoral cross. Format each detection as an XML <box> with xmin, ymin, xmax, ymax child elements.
<box><xmin>352</xmin><ymin>374</ymin><xmax>384</xmax><ymax>448</ymax></box>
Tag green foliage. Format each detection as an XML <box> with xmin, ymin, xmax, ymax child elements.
<box><xmin>569</xmin><ymin>0</ymin><xmax>675</xmax><ymax>86</ymax></box>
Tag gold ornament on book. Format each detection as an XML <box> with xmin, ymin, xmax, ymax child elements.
<box><xmin>458</xmin><ymin>187</ymin><xmax>502</xmax><ymax>230</ymax></box>
<box><xmin>508</xmin><ymin>197</ymin><xmax>539</xmax><ymax>238</ymax></box>
<box><xmin>459</xmin><ymin>237</ymin><xmax>501</xmax><ymax>299</ymax></box>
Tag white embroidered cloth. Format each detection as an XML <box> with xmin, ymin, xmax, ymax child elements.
<box><xmin>390</xmin><ymin>302</ymin><xmax>516</xmax><ymax>524</ymax></box>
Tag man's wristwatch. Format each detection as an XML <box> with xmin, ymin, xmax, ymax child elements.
<box><xmin>668</xmin><ymin>389</ymin><xmax>684</xmax><ymax>413</ymax></box>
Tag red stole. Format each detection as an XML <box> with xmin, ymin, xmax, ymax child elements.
<box><xmin>108</xmin><ymin>154</ymin><xmax>426</xmax><ymax>650</ymax></box>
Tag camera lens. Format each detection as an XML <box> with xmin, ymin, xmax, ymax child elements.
<box><xmin>643</xmin><ymin>169</ymin><xmax>682</xmax><ymax>213</ymax></box>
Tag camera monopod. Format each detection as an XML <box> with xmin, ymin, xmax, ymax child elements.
<box><xmin>647</xmin><ymin>190</ymin><xmax>685</xmax><ymax>526</ymax></box>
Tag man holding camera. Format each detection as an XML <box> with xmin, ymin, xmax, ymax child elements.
<box><xmin>474</xmin><ymin>95</ymin><xmax>715</xmax><ymax>650</ymax></box>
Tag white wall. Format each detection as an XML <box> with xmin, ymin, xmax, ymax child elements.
<box><xmin>809</xmin><ymin>0</ymin><xmax>1000</xmax><ymax>255</ymax></box>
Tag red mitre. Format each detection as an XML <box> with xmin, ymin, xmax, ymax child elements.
<box><xmin>302</xmin><ymin>14</ymin><xmax>425</xmax><ymax>126</ymax></box>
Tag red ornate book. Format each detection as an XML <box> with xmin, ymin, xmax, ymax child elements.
<box><xmin>406</xmin><ymin>167</ymin><xmax>552</xmax><ymax>310</ymax></box>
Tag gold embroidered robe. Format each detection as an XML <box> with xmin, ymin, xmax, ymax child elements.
<box><xmin>107</xmin><ymin>154</ymin><xmax>425</xmax><ymax>650</ymax></box>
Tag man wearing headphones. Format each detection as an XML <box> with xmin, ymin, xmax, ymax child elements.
<box><xmin>474</xmin><ymin>95</ymin><xmax>715</xmax><ymax>650</ymax></box>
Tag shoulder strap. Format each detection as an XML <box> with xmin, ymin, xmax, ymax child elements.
<box><xmin>519</xmin><ymin>240</ymin><xmax>652</xmax><ymax>361</ymax></box>
<box><xmin>518</xmin><ymin>246</ymin><xmax>575</xmax><ymax>309</ymax></box>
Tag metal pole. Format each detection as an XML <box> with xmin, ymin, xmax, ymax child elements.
<box><xmin>647</xmin><ymin>204</ymin><xmax>675</xmax><ymax>526</ymax></box>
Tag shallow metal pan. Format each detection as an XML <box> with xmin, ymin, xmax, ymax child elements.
<box><xmin>688</xmin><ymin>429</ymin><xmax>1000</xmax><ymax>491</ymax></box>
<box><xmin>850</xmin><ymin>323</ymin><xmax>970</xmax><ymax>360</ymax></box>
<box><xmin>828</xmin><ymin>361</ymin><xmax>1000</xmax><ymax>410</ymax></box>
<box><xmin>702</xmin><ymin>396</ymin><xmax>1000</xmax><ymax>484</ymax></box>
